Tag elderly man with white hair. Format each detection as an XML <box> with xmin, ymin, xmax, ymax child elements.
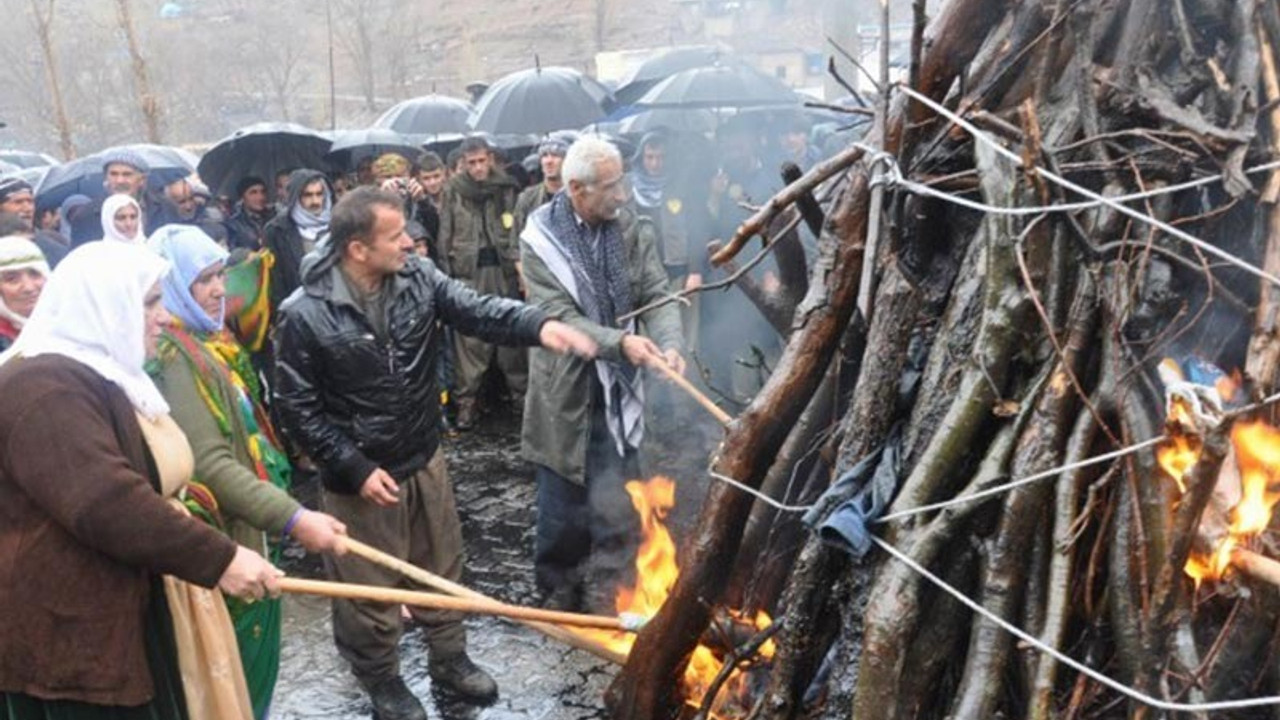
<box><xmin>519</xmin><ymin>135</ymin><xmax>685</xmax><ymax>612</ymax></box>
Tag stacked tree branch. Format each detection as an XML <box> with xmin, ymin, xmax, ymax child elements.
<box><xmin>602</xmin><ymin>1</ymin><xmax>1280</xmax><ymax>719</ymax></box>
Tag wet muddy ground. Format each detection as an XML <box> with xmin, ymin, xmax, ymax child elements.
<box><xmin>274</xmin><ymin>406</ymin><xmax>718</xmax><ymax>720</ymax></box>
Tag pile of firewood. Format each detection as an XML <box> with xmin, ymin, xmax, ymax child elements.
<box><xmin>601</xmin><ymin>0</ymin><xmax>1280</xmax><ymax>718</ymax></box>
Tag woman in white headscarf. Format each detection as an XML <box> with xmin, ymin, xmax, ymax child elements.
<box><xmin>0</xmin><ymin>242</ymin><xmax>277</xmax><ymax>720</ymax></box>
<box><xmin>0</xmin><ymin>235</ymin><xmax>48</xmax><ymax>352</ymax></box>
<box><xmin>101</xmin><ymin>192</ymin><xmax>145</xmax><ymax>243</ymax></box>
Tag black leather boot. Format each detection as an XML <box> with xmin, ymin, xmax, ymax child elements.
<box><xmin>428</xmin><ymin>652</ymin><xmax>498</xmax><ymax>703</ymax></box>
<box><xmin>359</xmin><ymin>675</ymin><xmax>428</xmax><ymax>720</ymax></box>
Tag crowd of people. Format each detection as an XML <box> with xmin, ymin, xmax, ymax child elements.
<box><xmin>0</xmin><ymin>114</ymin><xmax>834</xmax><ymax>720</ymax></box>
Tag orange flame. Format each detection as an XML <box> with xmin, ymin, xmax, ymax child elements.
<box><xmin>1157</xmin><ymin>402</ymin><xmax>1280</xmax><ymax>583</ymax></box>
<box><xmin>572</xmin><ymin>477</ymin><xmax>773</xmax><ymax>717</ymax></box>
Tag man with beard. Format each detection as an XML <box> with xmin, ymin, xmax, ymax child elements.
<box><xmin>0</xmin><ymin>178</ymin><xmax>67</xmax><ymax>267</ymax></box>
<box><xmin>438</xmin><ymin>136</ymin><xmax>525</xmax><ymax>429</ymax></box>
<box><xmin>264</xmin><ymin>169</ymin><xmax>332</xmax><ymax>314</ymax></box>
<box><xmin>224</xmin><ymin>176</ymin><xmax>274</xmax><ymax>250</ymax></box>
<box><xmin>519</xmin><ymin>136</ymin><xmax>684</xmax><ymax>612</ymax></box>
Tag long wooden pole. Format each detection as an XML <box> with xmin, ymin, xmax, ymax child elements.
<box><xmin>339</xmin><ymin>538</ymin><xmax>629</xmax><ymax>664</ymax></box>
<box><xmin>1230</xmin><ymin>547</ymin><xmax>1280</xmax><ymax>588</ymax></box>
<box><xmin>279</xmin><ymin>577</ymin><xmax>630</xmax><ymax>631</ymax></box>
<box><xmin>649</xmin><ymin>360</ymin><xmax>733</xmax><ymax>426</ymax></box>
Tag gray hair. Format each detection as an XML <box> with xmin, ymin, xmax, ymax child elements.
<box><xmin>562</xmin><ymin>136</ymin><xmax>622</xmax><ymax>186</ymax></box>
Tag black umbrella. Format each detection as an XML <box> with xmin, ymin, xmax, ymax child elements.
<box><xmin>0</xmin><ymin>150</ymin><xmax>58</xmax><ymax>169</ymax></box>
<box><xmin>634</xmin><ymin>63</ymin><xmax>800</xmax><ymax>109</ymax></box>
<box><xmin>198</xmin><ymin>122</ymin><xmax>331</xmax><ymax>196</ymax></box>
<box><xmin>374</xmin><ymin>95</ymin><xmax>474</xmax><ymax>135</ymax></box>
<box><xmin>35</xmin><ymin>143</ymin><xmax>199</xmax><ymax>208</ymax></box>
<box><xmin>470</xmin><ymin>66</ymin><xmax>613</xmax><ymax>135</ymax></box>
<box><xmin>613</xmin><ymin>107</ymin><xmax>721</xmax><ymax>136</ymax></box>
<box><xmin>325</xmin><ymin>128</ymin><xmax>422</xmax><ymax>171</ymax></box>
<box><xmin>613</xmin><ymin>45</ymin><xmax>743</xmax><ymax>105</ymax></box>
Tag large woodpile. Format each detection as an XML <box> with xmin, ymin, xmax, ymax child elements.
<box><xmin>602</xmin><ymin>0</ymin><xmax>1280</xmax><ymax>717</ymax></box>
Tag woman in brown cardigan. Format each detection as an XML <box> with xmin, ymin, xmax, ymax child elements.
<box><xmin>0</xmin><ymin>242</ymin><xmax>281</xmax><ymax>719</ymax></box>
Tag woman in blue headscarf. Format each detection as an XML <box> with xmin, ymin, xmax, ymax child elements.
<box><xmin>145</xmin><ymin>224</ymin><xmax>347</xmax><ymax>719</ymax></box>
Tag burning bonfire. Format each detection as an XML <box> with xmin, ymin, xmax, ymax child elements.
<box><xmin>574</xmin><ymin>477</ymin><xmax>775</xmax><ymax>717</ymax></box>
<box><xmin>1156</xmin><ymin>359</ymin><xmax>1280</xmax><ymax>586</ymax></box>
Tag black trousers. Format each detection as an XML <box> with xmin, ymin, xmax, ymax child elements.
<box><xmin>533</xmin><ymin>398</ymin><xmax>640</xmax><ymax>611</ymax></box>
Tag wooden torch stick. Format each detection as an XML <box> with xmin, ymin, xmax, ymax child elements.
<box><xmin>339</xmin><ymin>538</ymin><xmax>629</xmax><ymax>664</ymax></box>
<box><xmin>1230</xmin><ymin>547</ymin><xmax>1280</xmax><ymax>587</ymax></box>
<box><xmin>279</xmin><ymin>577</ymin><xmax>630</xmax><ymax>631</ymax></box>
<box><xmin>649</xmin><ymin>359</ymin><xmax>733</xmax><ymax>426</ymax></box>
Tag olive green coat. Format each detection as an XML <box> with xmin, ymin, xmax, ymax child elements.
<box><xmin>152</xmin><ymin>340</ymin><xmax>300</xmax><ymax>553</ymax></box>
<box><xmin>512</xmin><ymin>183</ymin><xmax>555</xmax><ymax>241</ymax></box>
<box><xmin>438</xmin><ymin>171</ymin><xmax>521</xmax><ymax>289</ymax></box>
<box><xmin>519</xmin><ymin>206</ymin><xmax>683</xmax><ymax>484</ymax></box>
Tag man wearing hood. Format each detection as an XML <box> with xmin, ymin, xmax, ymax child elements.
<box><xmin>438</xmin><ymin>136</ymin><xmax>525</xmax><ymax>429</ymax></box>
<box><xmin>629</xmin><ymin>132</ymin><xmax>708</xmax><ymax>350</ymax></box>
<box><xmin>274</xmin><ymin>187</ymin><xmax>595</xmax><ymax>720</ymax></box>
<box><xmin>224</xmin><ymin>176</ymin><xmax>273</xmax><ymax>251</ymax></box>
<box><xmin>263</xmin><ymin>168</ymin><xmax>332</xmax><ymax>314</ymax></box>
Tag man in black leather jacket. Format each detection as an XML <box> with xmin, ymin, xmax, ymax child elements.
<box><xmin>273</xmin><ymin>187</ymin><xmax>593</xmax><ymax>720</ymax></box>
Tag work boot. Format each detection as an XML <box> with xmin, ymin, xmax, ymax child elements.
<box><xmin>455</xmin><ymin>398</ymin><xmax>478</xmax><ymax>431</ymax></box>
<box><xmin>358</xmin><ymin>674</ymin><xmax>428</xmax><ymax>720</ymax></box>
<box><xmin>428</xmin><ymin>652</ymin><xmax>498</xmax><ymax>703</ymax></box>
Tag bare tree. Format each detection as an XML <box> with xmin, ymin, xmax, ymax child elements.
<box><xmin>114</xmin><ymin>0</ymin><xmax>162</xmax><ymax>143</ymax></box>
<box><xmin>331</xmin><ymin>0</ymin><xmax>381</xmax><ymax>111</ymax></box>
<box><xmin>29</xmin><ymin>0</ymin><xmax>75</xmax><ymax>158</ymax></box>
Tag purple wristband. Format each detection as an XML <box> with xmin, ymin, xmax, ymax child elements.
<box><xmin>282</xmin><ymin>508</ymin><xmax>305</xmax><ymax>538</ymax></box>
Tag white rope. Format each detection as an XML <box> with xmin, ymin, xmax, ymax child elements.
<box><xmin>895</xmin><ymin>85</ymin><xmax>1280</xmax><ymax>288</ymax></box>
<box><xmin>705</xmin><ymin>436</ymin><xmax>1164</xmax><ymax>519</ymax></box>
<box><xmin>707</xmin><ymin>467</ymin><xmax>816</xmax><ymax>513</ymax></box>
<box><xmin>871</xmin><ymin>534</ymin><xmax>1280</xmax><ymax>712</ymax></box>
<box><xmin>874</xmin><ymin>436</ymin><xmax>1163</xmax><ymax>524</ymax></box>
<box><xmin>855</xmin><ymin>137</ymin><xmax>1280</xmax><ymax>215</ymax></box>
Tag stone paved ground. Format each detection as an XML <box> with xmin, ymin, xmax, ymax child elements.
<box><xmin>273</xmin><ymin>407</ymin><xmax>717</xmax><ymax>719</ymax></box>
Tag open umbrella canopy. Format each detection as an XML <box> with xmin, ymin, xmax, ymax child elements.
<box><xmin>634</xmin><ymin>63</ymin><xmax>801</xmax><ymax>110</ymax></box>
<box><xmin>326</xmin><ymin>128</ymin><xmax>422</xmax><ymax>171</ymax></box>
<box><xmin>34</xmin><ymin>143</ymin><xmax>199</xmax><ymax>208</ymax></box>
<box><xmin>470</xmin><ymin>66</ymin><xmax>613</xmax><ymax>135</ymax></box>
<box><xmin>0</xmin><ymin>150</ymin><xmax>58</xmax><ymax>169</ymax></box>
<box><xmin>613</xmin><ymin>107</ymin><xmax>722</xmax><ymax>136</ymax></box>
<box><xmin>198</xmin><ymin>122</ymin><xmax>331</xmax><ymax>196</ymax></box>
<box><xmin>374</xmin><ymin>94</ymin><xmax>474</xmax><ymax>135</ymax></box>
<box><xmin>614</xmin><ymin>45</ymin><xmax>745</xmax><ymax>105</ymax></box>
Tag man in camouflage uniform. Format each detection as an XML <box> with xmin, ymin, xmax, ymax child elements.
<box><xmin>438</xmin><ymin>136</ymin><xmax>525</xmax><ymax>429</ymax></box>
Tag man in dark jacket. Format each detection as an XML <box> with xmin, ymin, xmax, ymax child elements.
<box><xmin>438</xmin><ymin>136</ymin><xmax>525</xmax><ymax>429</ymax></box>
<box><xmin>224</xmin><ymin>176</ymin><xmax>273</xmax><ymax>250</ymax></box>
<box><xmin>273</xmin><ymin>187</ymin><xmax>594</xmax><ymax>720</ymax></box>
<box><xmin>263</xmin><ymin>169</ymin><xmax>332</xmax><ymax>314</ymax></box>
